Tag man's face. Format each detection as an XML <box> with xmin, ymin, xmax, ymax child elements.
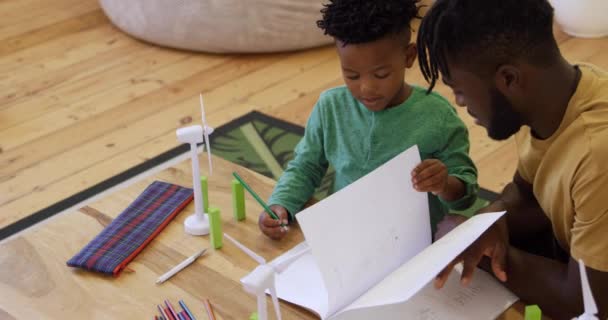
<box><xmin>336</xmin><ymin>35</ymin><xmax>417</xmax><ymax>112</ymax></box>
<box><xmin>442</xmin><ymin>63</ymin><xmax>524</xmax><ymax>140</ymax></box>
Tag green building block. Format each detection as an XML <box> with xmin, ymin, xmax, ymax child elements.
<box><xmin>524</xmin><ymin>305</ymin><xmax>542</xmax><ymax>320</ymax></box>
<box><xmin>201</xmin><ymin>176</ymin><xmax>209</xmax><ymax>213</ymax></box>
<box><xmin>208</xmin><ymin>207</ymin><xmax>223</xmax><ymax>249</ymax></box>
<box><xmin>249</xmin><ymin>312</ymin><xmax>258</xmax><ymax>320</ymax></box>
<box><xmin>231</xmin><ymin>179</ymin><xmax>246</xmax><ymax>221</ymax></box>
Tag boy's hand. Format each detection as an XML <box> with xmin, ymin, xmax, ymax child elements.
<box><xmin>411</xmin><ymin>159</ymin><xmax>448</xmax><ymax>195</ymax></box>
<box><xmin>258</xmin><ymin>205</ymin><xmax>290</xmax><ymax>240</ymax></box>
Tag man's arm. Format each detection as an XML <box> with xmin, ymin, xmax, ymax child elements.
<box><xmin>435</xmin><ymin>171</ymin><xmax>550</xmax><ymax>245</ymax></box>
<box><xmin>498</xmin><ymin>249</ymin><xmax>608</xmax><ymax>319</ymax></box>
<box><xmin>498</xmin><ymin>172</ymin><xmax>552</xmax><ymax>244</ymax></box>
<box><xmin>435</xmin><ymin>171</ymin><xmax>543</xmax><ymax>284</ymax></box>
<box><xmin>488</xmin><ymin>173</ymin><xmax>608</xmax><ymax>319</ymax></box>
<box><xmin>437</xmin><ymin>171</ymin><xmax>608</xmax><ymax>319</ymax></box>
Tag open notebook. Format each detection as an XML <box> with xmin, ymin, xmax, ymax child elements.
<box><xmin>271</xmin><ymin>146</ymin><xmax>518</xmax><ymax>319</ymax></box>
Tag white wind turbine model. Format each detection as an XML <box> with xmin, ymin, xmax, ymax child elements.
<box><xmin>176</xmin><ymin>94</ymin><xmax>214</xmax><ymax>235</ymax></box>
<box><xmin>573</xmin><ymin>259</ymin><xmax>599</xmax><ymax>320</ymax></box>
<box><xmin>224</xmin><ymin>233</ymin><xmax>311</xmax><ymax>320</ymax></box>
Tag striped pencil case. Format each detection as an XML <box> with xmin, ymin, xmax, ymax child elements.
<box><xmin>67</xmin><ymin>181</ymin><xmax>193</xmax><ymax>277</ymax></box>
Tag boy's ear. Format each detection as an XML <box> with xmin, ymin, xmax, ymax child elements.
<box><xmin>404</xmin><ymin>43</ymin><xmax>417</xmax><ymax>68</ymax></box>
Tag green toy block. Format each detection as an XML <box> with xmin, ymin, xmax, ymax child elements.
<box><xmin>524</xmin><ymin>305</ymin><xmax>542</xmax><ymax>320</ymax></box>
<box><xmin>208</xmin><ymin>207</ymin><xmax>223</xmax><ymax>249</ymax></box>
<box><xmin>201</xmin><ymin>176</ymin><xmax>209</xmax><ymax>213</ymax></box>
<box><xmin>231</xmin><ymin>179</ymin><xmax>246</xmax><ymax>221</ymax></box>
<box><xmin>249</xmin><ymin>312</ymin><xmax>258</xmax><ymax>320</ymax></box>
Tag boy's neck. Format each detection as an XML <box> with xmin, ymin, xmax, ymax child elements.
<box><xmin>386</xmin><ymin>83</ymin><xmax>413</xmax><ymax>110</ymax></box>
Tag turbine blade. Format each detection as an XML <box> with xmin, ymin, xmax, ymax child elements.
<box><xmin>270</xmin><ymin>243</ymin><xmax>310</xmax><ymax>274</ymax></box>
<box><xmin>199</xmin><ymin>94</ymin><xmax>213</xmax><ymax>176</ymax></box>
<box><xmin>579</xmin><ymin>259</ymin><xmax>598</xmax><ymax>315</ymax></box>
<box><xmin>269</xmin><ymin>285</ymin><xmax>282</xmax><ymax>320</ymax></box>
<box><xmin>224</xmin><ymin>233</ymin><xmax>266</xmax><ymax>265</ymax></box>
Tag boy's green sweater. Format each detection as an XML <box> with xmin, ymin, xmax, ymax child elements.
<box><xmin>268</xmin><ymin>85</ymin><xmax>479</xmax><ymax>229</ymax></box>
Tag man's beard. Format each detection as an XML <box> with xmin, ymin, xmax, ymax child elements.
<box><xmin>487</xmin><ymin>88</ymin><xmax>524</xmax><ymax>140</ymax></box>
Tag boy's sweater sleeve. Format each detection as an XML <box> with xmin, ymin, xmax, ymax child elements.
<box><xmin>268</xmin><ymin>102</ymin><xmax>329</xmax><ymax>219</ymax></box>
<box><xmin>436</xmin><ymin>108</ymin><xmax>480</xmax><ymax>212</ymax></box>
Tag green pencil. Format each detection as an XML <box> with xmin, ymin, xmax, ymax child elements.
<box><xmin>232</xmin><ymin>172</ymin><xmax>287</xmax><ymax>229</ymax></box>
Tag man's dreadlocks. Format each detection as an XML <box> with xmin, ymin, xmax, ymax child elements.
<box><xmin>417</xmin><ymin>0</ymin><xmax>558</xmax><ymax>92</ymax></box>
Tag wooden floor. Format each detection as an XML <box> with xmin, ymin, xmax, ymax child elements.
<box><xmin>1</xmin><ymin>0</ymin><xmax>607</xmax><ymax>232</ymax></box>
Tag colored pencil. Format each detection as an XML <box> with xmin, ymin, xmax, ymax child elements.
<box><xmin>203</xmin><ymin>298</ymin><xmax>217</xmax><ymax>320</ymax></box>
<box><xmin>156</xmin><ymin>249</ymin><xmax>207</xmax><ymax>284</ymax></box>
<box><xmin>165</xmin><ymin>300</ymin><xmax>179</xmax><ymax>320</ymax></box>
<box><xmin>232</xmin><ymin>172</ymin><xmax>286</xmax><ymax>229</ymax></box>
<box><xmin>158</xmin><ymin>305</ymin><xmax>169</xmax><ymax>320</ymax></box>
<box><xmin>163</xmin><ymin>307</ymin><xmax>175</xmax><ymax>320</ymax></box>
<box><xmin>179</xmin><ymin>299</ymin><xmax>196</xmax><ymax>320</ymax></box>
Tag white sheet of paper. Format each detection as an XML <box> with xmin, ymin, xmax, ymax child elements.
<box><xmin>274</xmin><ymin>215</ymin><xmax>515</xmax><ymax>320</ymax></box>
<box><xmin>273</xmin><ymin>243</ymin><xmax>329</xmax><ymax>318</ymax></box>
<box><xmin>333</xmin><ymin>211</ymin><xmax>506</xmax><ymax>316</ymax></box>
<box><xmin>330</xmin><ymin>264</ymin><xmax>518</xmax><ymax>320</ymax></box>
<box><xmin>296</xmin><ymin>146</ymin><xmax>431</xmax><ymax>316</ymax></box>
<box><xmin>403</xmin><ymin>264</ymin><xmax>518</xmax><ymax>320</ymax></box>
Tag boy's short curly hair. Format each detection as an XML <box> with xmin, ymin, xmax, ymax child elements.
<box><xmin>317</xmin><ymin>0</ymin><xmax>421</xmax><ymax>45</ymax></box>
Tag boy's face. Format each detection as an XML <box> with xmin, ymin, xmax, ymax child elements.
<box><xmin>336</xmin><ymin>34</ymin><xmax>417</xmax><ymax>112</ymax></box>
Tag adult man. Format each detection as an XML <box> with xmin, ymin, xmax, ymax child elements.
<box><xmin>417</xmin><ymin>0</ymin><xmax>608</xmax><ymax>318</ymax></box>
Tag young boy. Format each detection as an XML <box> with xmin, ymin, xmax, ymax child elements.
<box><xmin>259</xmin><ymin>0</ymin><xmax>478</xmax><ymax>240</ymax></box>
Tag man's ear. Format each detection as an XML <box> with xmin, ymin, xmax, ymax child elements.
<box><xmin>495</xmin><ymin>64</ymin><xmax>522</xmax><ymax>95</ymax></box>
<box><xmin>405</xmin><ymin>43</ymin><xmax>418</xmax><ymax>68</ymax></box>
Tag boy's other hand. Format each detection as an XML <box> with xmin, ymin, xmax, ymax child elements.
<box><xmin>411</xmin><ymin>159</ymin><xmax>448</xmax><ymax>195</ymax></box>
<box><xmin>258</xmin><ymin>205</ymin><xmax>290</xmax><ymax>240</ymax></box>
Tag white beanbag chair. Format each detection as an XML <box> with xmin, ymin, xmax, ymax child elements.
<box><xmin>99</xmin><ymin>0</ymin><xmax>332</xmax><ymax>53</ymax></box>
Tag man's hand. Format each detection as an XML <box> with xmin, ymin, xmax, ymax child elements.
<box><xmin>435</xmin><ymin>214</ymin><xmax>468</xmax><ymax>241</ymax></box>
<box><xmin>434</xmin><ymin>221</ymin><xmax>508</xmax><ymax>288</ymax></box>
<box><xmin>258</xmin><ymin>205</ymin><xmax>290</xmax><ymax>240</ymax></box>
